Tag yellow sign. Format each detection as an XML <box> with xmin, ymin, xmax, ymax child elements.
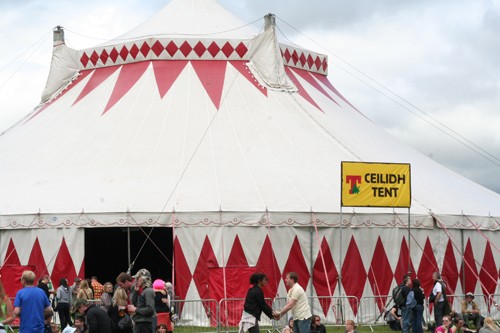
<box><xmin>341</xmin><ymin>161</ymin><xmax>411</xmax><ymax>208</ymax></box>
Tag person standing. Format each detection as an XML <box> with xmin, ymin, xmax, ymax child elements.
<box><xmin>91</xmin><ymin>276</ymin><xmax>104</xmax><ymax>300</ymax></box>
<box><xmin>38</xmin><ymin>275</ymin><xmax>51</xmax><ymax>300</ymax></box>
<box><xmin>411</xmin><ymin>279</ymin><xmax>424</xmax><ymax>333</ymax></box>
<box><xmin>76</xmin><ymin>280</ymin><xmax>93</xmax><ymax>301</ymax></box>
<box><xmin>14</xmin><ymin>270</ymin><xmax>52</xmax><ymax>333</ymax></box>
<box><xmin>70</xmin><ymin>278</ymin><xmax>82</xmax><ymax>301</ymax></box>
<box><xmin>129</xmin><ymin>269</ymin><xmax>156</xmax><ymax>333</ymax></box>
<box><xmin>238</xmin><ymin>273</ymin><xmax>276</xmax><ymax>333</ymax></box>
<box><xmin>101</xmin><ymin>282</ymin><xmax>114</xmax><ymax>310</ymax></box>
<box><xmin>56</xmin><ymin>278</ymin><xmax>73</xmax><ymax>329</ymax></box>
<box><xmin>431</xmin><ymin>272</ymin><xmax>446</xmax><ymax>327</ymax></box>
<box><xmin>400</xmin><ymin>276</ymin><xmax>412</xmax><ymax>333</ymax></box>
<box><xmin>108</xmin><ymin>287</ymin><xmax>133</xmax><ymax>333</ymax></box>
<box><xmin>277</xmin><ymin>272</ymin><xmax>312</xmax><ymax>333</ymax></box>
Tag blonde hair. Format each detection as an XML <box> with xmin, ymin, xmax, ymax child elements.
<box><xmin>483</xmin><ymin>317</ymin><xmax>500</xmax><ymax>332</ymax></box>
<box><xmin>21</xmin><ymin>270</ymin><xmax>36</xmax><ymax>285</ymax></box>
<box><xmin>80</xmin><ymin>280</ymin><xmax>89</xmax><ymax>289</ymax></box>
<box><xmin>346</xmin><ymin>320</ymin><xmax>356</xmax><ymax>328</ymax></box>
<box><xmin>113</xmin><ymin>287</ymin><xmax>128</xmax><ymax>307</ymax></box>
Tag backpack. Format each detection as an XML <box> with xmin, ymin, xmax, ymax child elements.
<box><xmin>406</xmin><ymin>290</ymin><xmax>417</xmax><ymax>309</ymax></box>
<box><xmin>392</xmin><ymin>285</ymin><xmax>405</xmax><ymax>307</ymax></box>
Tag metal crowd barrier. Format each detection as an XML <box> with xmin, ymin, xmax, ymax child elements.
<box><xmin>309</xmin><ymin>296</ymin><xmax>359</xmax><ymax>326</ymax></box>
<box><xmin>218</xmin><ymin>298</ymin><xmax>282</xmax><ymax>333</ymax></box>
<box><xmin>447</xmin><ymin>294</ymin><xmax>500</xmax><ymax>319</ymax></box>
<box><xmin>170</xmin><ymin>299</ymin><xmax>219</xmax><ymax>333</ymax></box>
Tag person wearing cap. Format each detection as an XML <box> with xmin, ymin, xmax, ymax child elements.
<box><xmin>129</xmin><ymin>269</ymin><xmax>156</xmax><ymax>333</ymax></box>
<box><xmin>461</xmin><ymin>292</ymin><xmax>481</xmax><ymax>329</ymax></box>
<box><xmin>70</xmin><ymin>277</ymin><xmax>82</xmax><ymax>301</ymax></box>
<box><xmin>74</xmin><ymin>298</ymin><xmax>112</xmax><ymax>333</ymax></box>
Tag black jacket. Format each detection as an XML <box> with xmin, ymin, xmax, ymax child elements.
<box><xmin>86</xmin><ymin>304</ymin><xmax>113</xmax><ymax>333</ymax></box>
<box><xmin>413</xmin><ymin>287</ymin><xmax>424</xmax><ymax>305</ymax></box>
<box><xmin>243</xmin><ymin>285</ymin><xmax>273</xmax><ymax>321</ymax></box>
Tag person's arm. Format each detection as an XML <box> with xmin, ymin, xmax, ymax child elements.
<box><xmin>134</xmin><ymin>289</ymin><xmax>155</xmax><ymax>316</ymax></box>
<box><xmin>254</xmin><ymin>288</ymin><xmax>274</xmax><ymax>319</ymax></box>
<box><xmin>1</xmin><ymin>298</ymin><xmax>15</xmax><ymax>325</ymax></box>
<box><xmin>279</xmin><ymin>298</ymin><xmax>297</xmax><ymax>317</ymax></box>
<box><xmin>472</xmin><ymin>301</ymin><xmax>480</xmax><ymax>313</ymax></box>
<box><xmin>13</xmin><ymin>306</ymin><xmax>21</xmax><ymax>318</ymax></box>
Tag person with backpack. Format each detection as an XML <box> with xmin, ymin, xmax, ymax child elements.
<box><xmin>400</xmin><ymin>276</ymin><xmax>412</xmax><ymax>333</ymax></box>
<box><xmin>431</xmin><ymin>272</ymin><xmax>446</xmax><ymax>327</ymax></box>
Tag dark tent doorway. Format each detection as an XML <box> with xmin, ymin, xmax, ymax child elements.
<box><xmin>84</xmin><ymin>227</ymin><xmax>173</xmax><ymax>283</ymax></box>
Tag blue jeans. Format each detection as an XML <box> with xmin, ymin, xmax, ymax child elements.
<box><xmin>294</xmin><ymin>318</ymin><xmax>311</xmax><ymax>333</ymax></box>
<box><xmin>402</xmin><ymin>307</ymin><xmax>412</xmax><ymax>333</ymax></box>
<box><xmin>412</xmin><ymin>304</ymin><xmax>424</xmax><ymax>333</ymax></box>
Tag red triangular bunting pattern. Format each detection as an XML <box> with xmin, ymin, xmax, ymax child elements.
<box><xmin>51</xmin><ymin>238</ymin><xmax>77</xmax><ymax>289</ymax></box>
<box><xmin>28</xmin><ymin>238</ymin><xmax>49</xmax><ymax>279</ymax></box>
<box><xmin>173</xmin><ymin>237</ymin><xmax>192</xmax><ymax>301</ymax></box>
<box><xmin>25</xmin><ymin>70</ymin><xmax>93</xmax><ymax>123</ymax></box>
<box><xmin>230</xmin><ymin>61</ymin><xmax>267</xmax><ymax>96</ymax></box>
<box><xmin>78</xmin><ymin>258</ymin><xmax>85</xmax><ymax>280</ymax></box>
<box><xmin>313</xmin><ymin>237</ymin><xmax>338</xmax><ymax>316</ymax></box>
<box><xmin>73</xmin><ymin>66</ymin><xmax>120</xmax><ymax>106</ymax></box>
<box><xmin>310</xmin><ymin>72</ymin><xmax>362</xmax><ymax>113</ymax></box>
<box><xmin>152</xmin><ymin>60</ymin><xmax>188</xmax><ymax>98</ymax></box>
<box><xmin>227</xmin><ymin>235</ymin><xmax>248</xmax><ymax>267</ymax></box>
<box><xmin>255</xmin><ymin>235</ymin><xmax>280</xmax><ymax>298</ymax></box>
<box><xmin>460</xmin><ymin>239</ymin><xmax>478</xmax><ymax>294</ymax></box>
<box><xmin>3</xmin><ymin>238</ymin><xmax>20</xmax><ymax>266</ymax></box>
<box><xmin>417</xmin><ymin>237</ymin><xmax>439</xmax><ymax>298</ymax></box>
<box><xmin>341</xmin><ymin>236</ymin><xmax>366</xmax><ymax>316</ymax></box>
<box><xmin>282</xmin><ymin>236</ymin><xmax>311</xmax><ymax>292</ymax></box>
<box><xmin>368</xmin><ymin>237</ymin><xmax>393</xmax><ymax>313</ymax></box>
<box><xmin>479</xmin><ymin>241</ymin><xmax>497</xmax><ymax>306</ymax></box>
<box><xmin>291</xmin><ymin>68</ymin><xmax>338</xmax><ymax>104</ymax></box>
<box><xmin>441</xmin><ymin>239</ymin><xmax>459</xmax><ymax>306</ymax></box>
<box><xmin>191</xmin><ymin>60</ymin><xmax>227</xmax><ymax>110</ymax></box>
<box><xmin>285</xmin><ymin>67</ymin><xmax>323</xmax><ymax>112</ymax></box>
<box><xmin>192</xmin><ymin>236</ymin><xmax>218</xmax><ymax>300</ymax></box>
<box><xmin>103</xmin><ymin>61</ymin><xmax>150</xmax><ymax>114</ymax></box>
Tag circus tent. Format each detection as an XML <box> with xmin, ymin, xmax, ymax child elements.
<box><xmin>0</xmin><ymin>0</ymin><xmax>499</xmax><ymax>323</ymax></box>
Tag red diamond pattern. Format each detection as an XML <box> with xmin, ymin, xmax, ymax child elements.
<box><xmin>99</xmin><ymin>49</ymin><xmax>109</xmax><ymax>65</ymax></box>
<box><xmin>255</xmin><ymin>236</ymin><xmax>280</xmax><ymax>298</ymax></box>
<box><xmin>314</xmin><ymin>56</ymin><xmax>321</xmax><ymax>70</ymax></box>
<box><xmin>119</xmin><ymin>46</ymin><xmax>129</xmax><ymax>61</ymax></box>
<box><xmin>80</xmin><ymin>53</ymin><xmax>89</xmax><ymax>67</ymax></box>
<box><xmin>51</xmin><ymin>238</ymin><xmax>77</xmax><ymax>289</ymax></box>
<box><xmin>368</xmin><ymin>237</ymin><xmax>393</xmax><ymax>312</ymax></box>
<box><xmin>166</xmin><ymin>41</ymin><xmax>179</xmax><ymax>57</ymax></box>
<box><xmin>282</xmin><ymin>236</ymin><xmax>311</xmax><ymax>291</ymax></box>
<box><xmin>322</xmin><ymin>58</ymin><xmax>328</xmax><ymax>72</ymax></box>
<box><xmin>307</xmin><ymin>54</ymin><xmax>314</xmax><ymax>68</ymax></box>
<box><xmin>173</xmin><ymin>237</ymin><xmax>192</xmax><ymax>301</ymax></box>
<box><xmin>90</xmin><ymin>51</ymin><xmax>99</xmax><ymax>66</ymax></box>
<box><xmin>299</xmin><ymin>53</ymin><xmax>307</xmax><ymax>67</ymax></box>
<box><xmin>140</xmin><ymin>42</ymin><xmax>151</xmax><ymax>58</ymax></box>
<box><xmin>394</xmin><ymin>237</ymin><xmax>416</xmax><ymax>282</ymax></box>
<box><xmin>151</xmin><ymin>40</ymin><xmax>164</xmax><ymax>57</ymax></box>
<box><xmin>234</xmin><ymin>42</ymin><xmax>248</xmax><ymax>58</ymax></box>
<box><xmin>442</xmin><ymin>239</ymin><xmax>459</xmax><ymax>297</ymax></box>
<box><xmin>221</xmin><ymin>42</ymin><xmax>234</xmax><ymax>58</ymax></box>
<box><xmin>227</xmin><ymin>235</ymin><xmax>248</xmax><ymax>267</ymax></box>
<box><xmin>194</xmin><ymin>41</ymin><xmax>207</xmax><ymax>57</ymax></box>
<box><xmin>28</xmin><ymin>237</ymin><xmax>49</xmax><ymax>280</ymax></box>
<box><xmin>292</xmin><ymin>50</ymin><xmax>299</xmax><ymax>65</ymax></box>
<box><xmin>313</xmin><ymin>237</ymin><xmax>338</xmax><ymax>316</ymax></box>
<box><xmin>207</xmin><ymin>42</ymin><xmax>221</xmax><ymax>57</ymax></box>
<box><xmin>417</xmin><ymin>237</ymin><xmax>439</xmax><ymax>298</ymax></box>
<box><xmin>460</xmin><ymin>238</ymin><xmax>478</xmax><ymax>293</ymax></box>
<box><xmin>283</xmin><ymin>48</ymin><xmax>291</xmax><ymax>63</ymax></box>
<box><xmin>109</xmin><ymin>48</ymin><xmax>119</xmax><ymax>63</ymax></box>
<box><xmin>180</xmin><ymin>41</ymin><xmax>193</xmax><ymax>57</ymax></box>
<box><xmin>3</xmin><ymin>238</ymin><xmax>20</xmax><ymax>266</ymax></box>
<box><xmin>341</xmin><ymin>236</ymin><xmax>366</xmax><ymax>316</ymax></box>
<box><xmin>479</xmin><ymin>241</ymin><xmax>498</xmax><ymax>309</ymax></box>
<box><xmin>129</xmin><ymin>44</ymin><xmax>139</xmax><ymax>59</ymax></box>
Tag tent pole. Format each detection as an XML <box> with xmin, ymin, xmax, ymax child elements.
<box><xmin>408</xmin><ymin>208</ymin><xmax>411</xmax><ymax>274</ymax></box>
<box><xmin>310</xmin><ymin>223</ymin><xmax>314</xmax><ymax>313</ymax></box>
<box><xmin>127</xmin><ymin>227</ymin><xmax>131</xmax><ymax>270</ymax></box>
<box><xmin>339</xmin><ymin>208</ymin><xmax>343</xmax><ymax>297</ymax></box>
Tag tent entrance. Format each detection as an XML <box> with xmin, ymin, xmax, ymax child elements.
<box><xmin>84</xmin><ymin>227</ymin><xmax>173</xmax><ymax>283</ymax></box>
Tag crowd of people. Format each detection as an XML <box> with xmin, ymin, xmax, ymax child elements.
<box><xmin>6</xmin><ymin>269</ymin><xmax>174</xmax><ymax>333</ymax></box>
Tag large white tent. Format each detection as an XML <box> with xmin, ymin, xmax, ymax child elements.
<box><xmin>0</xmin><ymin>0</ymin><xmax>498</xmax><ymax>324</ymax></box>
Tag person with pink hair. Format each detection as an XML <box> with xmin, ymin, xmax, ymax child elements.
<box><xmin>153</xmin><ymin>279</ymin><xmax>172</xmax><ymax>333</ymax></box>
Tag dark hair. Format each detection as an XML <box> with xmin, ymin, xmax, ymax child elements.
<box><xmin>75</xmin><ymin>315</ymin><xmax>85</xmax><ymax>323</ymax></box>
<box><xmin>312</xmin><ymin>315</ymin><xmax>321</xmax><ymax>323</ymax></box>
<box><xmin>412</xmin><ymin>279</ymin><xmax>420</xmax><ymax>288</ymax></box>
<box><xmin>59</xmin><ymin>278</ymin><xmax>69</xmax><ymax>288</ymax></box>
<box><xmin>433</xmin><ymin>272</ymin><xmax>441</xmax><ymax>279</ymax></box>
<box><xmin>250</xmin><ymin>273</ymin><xmax>267</xmax><ymax>285</ymax></box>
<box><xmin>287</xmin><ymin>272</ymin><xmax>298</xmax><ymax>283</ymax></box>
<box><xmin>116</xmin><ymin>272</ymin><xmax>133</xmax><ymax>283</ymax></box>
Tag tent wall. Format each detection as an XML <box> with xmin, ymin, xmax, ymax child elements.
<box><xmin>174</xmin><ymin>225</ymin><xmax>499</xmax><ymax>318</ymax></box>
<box><xmin>0</xmin><ymin>228</ymin><xmax>84</xmax><ymax>295</ymax></box>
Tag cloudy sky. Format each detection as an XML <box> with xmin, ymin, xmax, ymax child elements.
<box><xmin>1</xmin><ymin>0</ymin><xmax>499</xmax><ymax>194</ymax></box>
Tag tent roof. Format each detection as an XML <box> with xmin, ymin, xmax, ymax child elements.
<box><xmin>1</xmin><ymin>0</ymin><xmax>500</xmax><ymax>230</ymax></box>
